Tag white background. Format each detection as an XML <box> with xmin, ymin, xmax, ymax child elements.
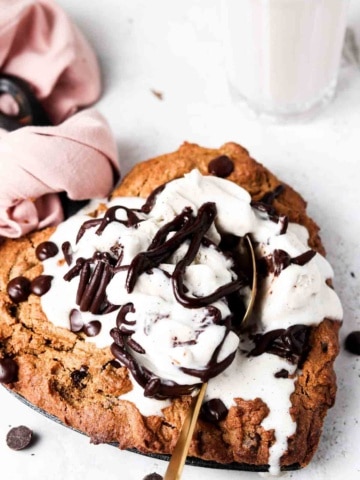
<box><xmin>1</xmin><ymin>1</ymin><xmax>360</xmax><ymax>479</ymax></box>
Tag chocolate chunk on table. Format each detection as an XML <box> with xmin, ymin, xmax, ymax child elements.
<box><xmin>6</xmin><ymin>426</ymin><xmax>33</xmax><ymax>451</ymax></box>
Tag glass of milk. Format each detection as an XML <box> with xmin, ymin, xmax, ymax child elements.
<box><xmin>222</xmin><ymin>0</ymin><xmax>350</xmax><ymax>122</ymax></box>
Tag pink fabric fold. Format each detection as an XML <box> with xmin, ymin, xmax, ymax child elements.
<box><xmin>0</xmin><ymin>0</ymin><xmax>101</xmax><ymax>124</ymax></box>
<box><xmin>0</xmin><ymin>0</ymin><xmax>119</xmax><ymax>239</ymax></box>
<box><xmin>0</xmin><ymin>109</ymin><xmax>120</xmax><ymax>238</ymax></box>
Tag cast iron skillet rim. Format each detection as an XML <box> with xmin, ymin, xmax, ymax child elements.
<box><xmin>3</xmin><ymin>386</ymin><xmax>302</xmax><ymax>473</ymax></box>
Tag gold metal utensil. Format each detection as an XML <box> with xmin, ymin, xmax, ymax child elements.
<box><xmin>163</xmin><ymin>381</ymin><xmax>208</xmax><ymax>480</ymax></box>
<box><xmin>243</xmin><ymin>234</ymin><xmax>257</xmax><ymax>324</ymax></box>
<box><xmin>163</xmin><ymin>234</ymin><xmax>257</xmax><ymax>480</ymax></box>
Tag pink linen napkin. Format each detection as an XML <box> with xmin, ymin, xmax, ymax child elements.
<box><xmin>0</xmin><ymin>108</ymin><xmax>119</xmax><ymax>238</ymax></box>
<box><xmin>0</xmin><ymin>0</ymin><xmax>120</xmax><ymax>239</ymax></box>
<box><xmin>0</xmin><ymin>0</ymin><xmax>101</xmax><ymax>124</ymax></box>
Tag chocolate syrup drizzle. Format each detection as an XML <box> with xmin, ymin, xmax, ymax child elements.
<box><xmin>126</xmin><ymin>202</ymin><xmax>247</xmax><ymax>307</ymax></box>
<box><xmin>260</xmin><ymin>248</ymin><xmax>316</xmax><ymax>277</ymax></box>
<box><xmin>249</xmin><ymin>324</ymin><xmax>311</xmax><ymax>366</ymax></box>
<box><xmin>247</xmin><ymin>188</ymin><xmax>314</xmax><ymax>368</ymax></box>
<box><xmin>76</xmin><ymin>206</ymin><xmax>143</xmax><ymax>243</ymax></box>
<box><xmin>116</xmin><ymin>202</ymin><xmax>248</xmax><ymax>396</ymax></box>
<box><xmin>251</xmin><ymin>201</ymin><xmax>288</xmax><ymax>234</ymax></box>
<box><xmin>55</xmin><ymin>182</ymin><xmax>313</xmax><ymax>399</ymax></box>
<box><xmin>59</xmin><ymin>191</ymin><xmax>251</xmax><ymax>397</ymax></box>
<box><xmin>140</xmin><ymin>184</ymin><xmax>166</xmax><ymax>214</ymax></box>
<box><xmin>259</xmin><ymin>184</ymin><xmax>285</xmax><ymax>205</ymax></box>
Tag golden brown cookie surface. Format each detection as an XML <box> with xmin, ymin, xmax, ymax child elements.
<box><xmin>0</xmin><ymin>142</ymin><xmax>340</xmax><ymax>471</ymax></box>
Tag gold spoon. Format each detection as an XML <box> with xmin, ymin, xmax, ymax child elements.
<box><xmin>163</xmin><ymin>381</ymin><xmax>207</xmax><ymax>480</ymax></box>
<box><xmin>242</xmin><ymin>234</ymin><xmax>258</xmax><ymax>324</ymax></box>
<box><xmin>163</xmin><ymin>235</ymin><xmax>257</xmax><ymax>480</ymax></box>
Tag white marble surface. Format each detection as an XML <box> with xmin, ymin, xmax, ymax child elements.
<box><xmin>1</xmin><ymin>1</ymin><xmax>360</xmax><ymax>479</ymax></box>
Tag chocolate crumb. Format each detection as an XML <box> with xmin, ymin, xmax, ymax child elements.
<box><xmin>350</xmin><ymin>272</ymin><xmax>355</xmax><ymax>278</ymax></box>
<box><xmin>142</xmin><ymin>474</ymin><xmax>163</xmax><ymax>480</ymax></box>
<box><xmin>6</xmin><ymin>426</ymin><xmax>33</xmax><ymax>450</ymax></box>
<box><xmin>345</xmin><ymin>331</ymin><xmax>360</xmax><ymax>355</ymax></box>
<box><xmin>151</xmin><ymin>89</ymin><xmax>163</xmax><ymax>100</ymax></box>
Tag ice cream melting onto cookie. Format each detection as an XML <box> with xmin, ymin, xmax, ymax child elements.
<box><xmin>39</xmin><ymin>169</ymin><xmax>343</xmax><ymax>474</ymax></box>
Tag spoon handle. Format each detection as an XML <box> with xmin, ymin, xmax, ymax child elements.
<box><xmin>163</xmin><ymin>382</ymin><xmax>208</xmax><ymax>480</ymax></box>
<box><xmin>163</xmin><ymin>235</ymin><xmax>257</xmax><ymax>479</ymax></box>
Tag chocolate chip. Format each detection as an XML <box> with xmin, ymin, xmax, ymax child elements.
<box><xmin>208</xmin><ymin>155</ymin><xmax>234</xmax><ymax>178</ymax></box>
<box><xmin>69</xmin><ymin>308</ymin><xmax>84</xmax><ymax>332</ymax></box>
<box><xmin>142</xmin><ymin>474</ymin><xmax>163</xmax><ymax>480</ymax></box>
<box><xmin>71</xmin><ymin>366</ymin><xmax>88</xmax><ymax>388</ymax></box>
<box><xmin>6</xmin><ymin>426</ymin><xmax>33</xmax><ymax>450</ymax></box>
<box><xmin>200</xmin><ymin>398</ymin><xmax>228</xmax><ymax>423</ymax></box>
<box><xmin>83</xmin><ymin>320</ymin><xmax>102</xmax><ymax>337</ymax></box>
<box><xmin>35</xmin><ymin>241</ymin><xmax>59</xmax><ymax>261</ymax></box>
<box><xmin>345</xmin><ymin>331</ymin><xmax>360</xmax><ymax>355</ymax></box>
<box><xmin>6</xmin><ymin>276</ymin><xmax>31</xmax><ymax>303</ymax></box>
<box><xmin>30</xmin><ymin>275</ymin><xmax>53</xmax><ymax>296</ymax></box>
<box><xmin>69</xmin><ymin>312</ymin><xmax>101</xmax><ymax>337</ymax></box>
<box><xmin>0</xmin><ymin>357</ymin><xmax>18</xmax><ymax>383</ymax></box>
